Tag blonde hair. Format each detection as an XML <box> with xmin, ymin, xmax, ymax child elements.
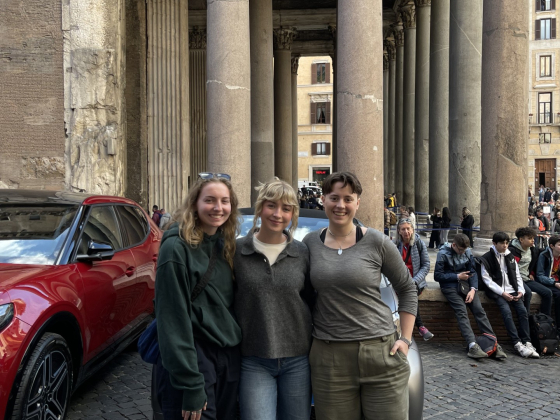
<box><xmin>252</xmin><ymin>178</ymin><xmax>299</xmax><ymax>241</ymax></box>
<box><xmin>177</xmin><ymin>177</ymin><xmax>240</xmax><ymax>268</ymax></box>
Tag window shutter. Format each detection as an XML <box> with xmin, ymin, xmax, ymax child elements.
<box><xmin>312</xmin><ymin>64</ymin><xmax>317</xmax><ymax>84</ymax></box>
<box><xmin>536</xmin><ymin>20</ymin><xmax>541</xmax><ymax>40</ymax></box>
<box><xmin>325</xmin><ymin>102</ymin><xmax>331</xmax><ymax>124</ymax></box>
<box><xmin>552</xmin><ymin>19</ymin><xmax>557</xmax><ymax>38</ymax></box>
<box><xmin>326</xmin><ymin>143</ymin><xmax>331</xmax><ymax>156</ymax></box>
<box><xmin>325</xmin><ymin>63</ymin><xmax>331</xmax><ymax>84</ymax></box>
<box><xmin>537</xmin><ymin>0</ymin><xmax>541</xmax><ymax>11</ymax></box>
<box><xmin>311</xmin><ymin>143</ymin><xmax>318</xmax><ymax>155</ymax></box>
<box><xmin>310</xmin><ymin>102</ymin><xmax>316</xmax><ymax>124</ymax></box>
<box><xmin>553</xmin><ymin>0</ymin><xmax>556</xmax><ymax>10</ymax></box>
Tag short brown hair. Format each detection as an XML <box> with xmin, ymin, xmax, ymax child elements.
<box><xmin>549</xmin><ymin>234</ymin><xmax>560</xmax><ymax>247</ymax></box>
<box><xmin>321</xmin><ymin>172</ymin><xmax>363</xmax><ymax>196</ymax></box>
<box><xmin>453</xmin><ymin>233</ymin><xmax>470</xmax><ymax>249</ymax></box>
<box><xmin>515</xmin><ymin>227</ymin><xmax>537</xmax><ymax>240</ymax></box>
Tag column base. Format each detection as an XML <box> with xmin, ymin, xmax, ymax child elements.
<box><xmin>472</xmin><ymin>237</ymin><xmax>493</xmax><ymax>257</ymax></box>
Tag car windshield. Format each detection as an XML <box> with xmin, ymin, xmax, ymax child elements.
<box><xmin>240</xmin><ymin>215</ymin><xmax>330</xmax><ymax>241</ymax></box>
<box><xmin>0</xmin><ymin>204</ymin><xmax>79</xmax><ymax>265</ymax></box>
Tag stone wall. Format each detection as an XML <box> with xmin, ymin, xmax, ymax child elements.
<box><xmin>0</xmin><ymin>0</ymin><xmax>65</xmax><ymax>190</ymax></box>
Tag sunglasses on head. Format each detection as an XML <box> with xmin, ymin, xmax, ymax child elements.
<box><xmin>398</xmin><ymin>218</ymin><xmax>413</xmax><ymax>225</ymax></box>
<box><xmin>198</xmin><ymin>172</ymin><xmax>231</xmax><ymax>181</ymax></box>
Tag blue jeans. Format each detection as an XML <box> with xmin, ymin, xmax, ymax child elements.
<box><xmin>487</xmin><ymin>290</ymin><xmax>531</xmax><ymax>345</ymax></box>
<box><xmin>239</xmin><ymin>355</ymin><xmax>311</xmax><ymax>420</ymax></box>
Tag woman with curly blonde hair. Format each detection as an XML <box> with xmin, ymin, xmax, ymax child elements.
<box><xmin>155</xmin><ymin>175</ymin><xmax>242</xmax><ymax>420</ymax></box>
<box><xmin>234</xmin><ymin>178</ymin><xmax>314</xmax><ymax>420</ymax></box>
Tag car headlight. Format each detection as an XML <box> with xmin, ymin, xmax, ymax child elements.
<box><xmin>0</xmin><ymin>303</ymin><xmax>14</xmax><ymax>332</ymax></box>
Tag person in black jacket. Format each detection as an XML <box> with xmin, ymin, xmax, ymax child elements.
<box><xmin>479</xmin><ymin>232</ymin><xmax>539</xmax><ymax>358</ymax></box>
<box><xmin>428</xmin><ymin>208</ymin><xmax>442</xmax><ymax>249</ymax></box>
<box><xmin>509</xmin><ymin>227</ymin><xmax>553</xmax><ymax>316</ymax></box>
<box><xmin>536</xmin><ymin>207</ymin><xmax>550</xmax><ymax>231</ymax></box>
<box><xmin>461</xmin><ymin>207</ymin><xmax>475</xmax><ymax>247</ymax></box>
<box><xmin>544</xmin><ymin>188</ymin><xmax>552</xmax><ymax>203</ymax></box>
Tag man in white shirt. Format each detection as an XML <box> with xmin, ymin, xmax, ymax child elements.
<box><xmin>479</xmin><ymin>232</ymin><xmax>539</xmax><ymax>358</ymax></box>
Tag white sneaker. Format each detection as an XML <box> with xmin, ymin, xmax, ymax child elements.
<box><xmin>514</xmin><ymin>342</ymin><xmax>533</xmax><ymax>358</ymax></box>
<box><xmin>524</xmin><ymin>342</ymin><xmax>540</xmax><ymax>358</ymax></box>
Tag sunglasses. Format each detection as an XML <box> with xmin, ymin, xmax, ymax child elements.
<box><xmin>398</xmin><ymin>218</ymin><xmax>413</xmax><ymax>225</ymax></box>
<box><xmin>198</xmin><ymin>172</ymin><xmax>231</xmax><ymax>181</ymax></box>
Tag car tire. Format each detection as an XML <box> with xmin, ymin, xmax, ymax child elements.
<box><xmin>11</xmin><ymin>332</ymin><xmax>73</xmax><ymax>420</ymax></box>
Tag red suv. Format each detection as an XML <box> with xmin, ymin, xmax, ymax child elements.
<box><xmin>0</xmin><ymin>190</ymin><xmax>162</xmax><ymax>420</ymax></box>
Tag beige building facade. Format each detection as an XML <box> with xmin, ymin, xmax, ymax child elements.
<box><xmin>528</xmin><ymin>0</ymin><xmax>560</xmax><ymax>192</ymax></box>
<box><xmin>296</xmin><ymin>56</ymin><xmax>334</xmax><ymax>184</ymax></box>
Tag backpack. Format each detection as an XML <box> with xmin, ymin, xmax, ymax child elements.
<box><xmin>475</xmin><ymin>333</ymin><xmax>498</xmax><ymax>356</ymax></box>
<box><xmin>159</xmin><ymin>212</ymin><xmax>172</xmax><ymax>229</ymax></box>
<box><xmin>529</xmin><ymin>313</ymin><xmax>560</xmax><ymax>355</ymax></box>
<box><xmin>538</xmin><ymin>218</ymin><xmax>546</xmax><ymax>232</ymax></box>
<box><xmin>389</xmin><ymin>211</ymin><xmax>397</xmax><ymax>225</ymax></box>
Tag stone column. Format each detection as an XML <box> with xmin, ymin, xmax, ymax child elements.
<box><xmin>478</xmin><ymin>0</ymin><xmax>528</xmax><ymax>238</ymax></box>
<box><xmin>292</xmin><ymin>55</ymin><xmax>300</xmax><ymax>191</ymax></box>
<box><xmin>449</xmin><ymin>0</ymin><xmax>482</xmax><ymax>224</ymax></box>
<box><xmin>337</xmin><ymin>0</ymin><xmax>383</xmax><ymax>229</ymax></box>
<box><xmin>414</xmin><ymin>0</ymin><xmax>430</xmax><ymax>213</ymax></box>
<box><xmin>429</xmin><ymin>0</ymin><xmax>449</xmax><ymax>211</ymax></box>
<box><xmin>394</xmin><ymin>26</ymin><xmax>405</xmax><ymax>203</ymax></box>
<box><xmin>207</xmin><ymin>0</ymin><xmax>251</xmax><ymax>206</ymax></box>
<box><xmin>250</xmin><ymin>0</ymin><xmax>274</xmax><ymax>203</ymax></box>
<box><xmin>383</xmin><ymin>52</ymin><xmax>390</xmax><ymax>194</ymax></box>
<box><xmin>189</xmin><ymin>27</ymin><xmax>207</xmax><ymax>187</ymax></box>
<box><xmin>329</xmin><ymin>26</ymin><xmax>338</xmax><ymax>172</ymax></box>
<box><xmin>273</xmin><ymin>28</ymin><xmax>296</xmax><ymax>184</ymax></box>
<box><xmin>387</xmin><ymin>40</ymin><xmax>397</xmax><ymax>195</ymax></box>
<box><xmin>401</xmin><ymin>3</ymin><xmax>417</xmax><ymax>207</ymax></box>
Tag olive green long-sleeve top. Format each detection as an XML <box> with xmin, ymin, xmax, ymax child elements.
<box><xmin>155</xmin><ymin>226</ymin><xmax>241</xmax><ymax>411</ymax></box>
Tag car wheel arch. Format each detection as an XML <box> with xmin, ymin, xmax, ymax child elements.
<box><xmin>6</xmin><ymin>312</ymin><xmax>84</xmax><ymax>419</ymax></box>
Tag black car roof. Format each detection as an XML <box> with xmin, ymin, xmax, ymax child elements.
<box><xmin>0</xmin><ymin>189</ymin><xmax>94</xmax><ymax>205</ymax></box>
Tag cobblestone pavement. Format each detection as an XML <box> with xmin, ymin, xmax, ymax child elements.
<box><xmin>68</xmin><ymin>341</ymin><xmax>560</xmax><ymax>420</ymax></box>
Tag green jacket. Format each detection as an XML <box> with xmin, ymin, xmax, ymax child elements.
<box><xmin>155</xmin><ymin>226</ymin><xmax>241</xmax><ymax>411</ymax></box>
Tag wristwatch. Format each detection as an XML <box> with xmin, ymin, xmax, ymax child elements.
<box><xmin>399</xmin><ymin>336</ymin><xmax>412</xmax><ymax>347</ymax></box>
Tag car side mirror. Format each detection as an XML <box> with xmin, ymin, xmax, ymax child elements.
<box><xmin>77</xmin><ymin>240</ymin><xmax>115</xmax><ymax>262</ymax></box>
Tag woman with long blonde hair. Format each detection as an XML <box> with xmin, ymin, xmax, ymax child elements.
<box><xmin>155</xmin><ymin>175</ymin><xmax>242</xmax><ymax>420</ymax></box>
<box><xmin>234</xmin><ymin>178</ymin><xmax>314</xmax><ymax>420</ymax></box>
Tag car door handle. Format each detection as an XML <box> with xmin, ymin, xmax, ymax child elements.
<box><xmin>125</xmin><ymin>267</ymin><xmax>135</xmax><ymax>277</ymax></box>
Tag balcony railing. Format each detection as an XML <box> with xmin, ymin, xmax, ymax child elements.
<box><xmin>529</xmin><ymin>113</ymin><xmax>560</xmax><ymax>125</ymax></box>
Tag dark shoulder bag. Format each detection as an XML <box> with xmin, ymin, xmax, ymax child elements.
<box><xmin>138</xmin><ymin>242</ymin><xmax>220</xmax><ymax>364</ymax></box>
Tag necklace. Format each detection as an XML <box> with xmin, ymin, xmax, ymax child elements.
<box><xmin>328</xmin><ymin>227</ymin><xmax>355</xmax><ymax>255</ymax></box>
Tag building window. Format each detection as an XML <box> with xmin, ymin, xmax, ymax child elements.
<box><xmin>310</xmin><ymin>102</ymin><xmax>331</xmax><ymax>124</ymax></box>
<box><xmin>312</xmin><ymin>142</ymin><xmax>331</xmax><ymax>156</ymax></box>
<box><xmin>537</xmin><ymin>0</ymin><xmax>555</xmax><ymax>11</ymax></box>
<box><xmin>536</xmin><ymin>18</ymin><xmax>556</xmax><ymax>39</ymax></box>
<box><xmin>540</xmin><ymin>133</ymin><xmax>552</xmax><ymax>143</ymax></box>
<box><xmin>311</xmin><ymin>62</ymin><xmax>331</xmax><ymax>84</ymax></box>
<box><xmin>540</xmin><ymin>55</ymin><xmax>552</xmax><ymax>77</ymax></box>
<box><xmin>539</xmin><ymin>92</ymin><xmax>552</xmax><ymax>124</ymax></box>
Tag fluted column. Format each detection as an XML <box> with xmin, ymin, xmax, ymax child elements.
<box><xmin>479</xmin><ymin>0</ymin><xmax>528</xmax><ymax>237</ymax></box>
<box><xmin>337</xmin><ymin>0</ymin><xmax>383</xmax><ymax>229</ymax></box>
<box><xmin>292</xmin><ymin>55</ymin><xmax>300</xmax><ymax>191</ymax></box>
<box><xmin>449</xmin><ymin>0</ymin><xmax>482</xmax><ymax>224</ymax></box>
<box><xmin>394</xmin><ymin>26</ymin><xmax>405</xmax><ymax>203</ymax></box>
<box><xmin>402</xmin><ymin>3</ymin><xmax>417</xmax><ymax>207</ymax></box>
<box><xmin>429</xmin><ymin>0</ymin><xmax>449</xmax><ymax>211</ymax></box>
<box><xmin>414</xmin><ymin>0</ymin><xmax>430</xmax><ymax>213</ymax></box>
<box><xmin>207</xmin><ymin>0</ymin><xmax>251</xmax><ymax>206</ymax></box>
<box><xmin>273</xmin><ymin>27</ymin><xmax>296</xmax><ymax>184</ymax></box>
<box><xmin>329</xmin><ymin>25</ymin><xmax>338</xmax><ymax>173</ymax></box>
<box><xmin>387</xmin><ymin>39</ymin><xmax>397</xmax><ymax>195</ymax></box>
<box><xmin>383</xmin><ymin>51</ymin><xmax>389</xmax><ymax>194</ymax></box>
<box><xmin>250</xmin><ymin>0</ymin><xmax>274</xmax><ymax>203</ymax></box>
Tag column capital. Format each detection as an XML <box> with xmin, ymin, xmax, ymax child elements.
<box><xmin>414</xmin><ymin>0</ymin><xmax>431</xmax><ymax>7</ymax></box>
<box><xmin>384</xmin><ymin>40</ymin><xmax>396</xmax><ymax>60</ymax></box>
<box><xmin>273</xmin><ymin>27</ymin><xmax>297</xmax><ymax>50</ymax></box>
<box><xmin>400</xmin><ymin>4</ymin><xmax>417</xmax><ymax>29</ymax></box>
<box><xmin>393</xmin><ymin>27</ymin><xmax>405</xmax><ymax>47</ymax></box>
<box><xmin>189</xmin><ymin>26</ymin><xmax>207</xmax><ymax>49</ymax></box>
<box><xmin>383</xmin><ymin>52</ymin><xmax>389</xmax><ymax>71</ymax></box>
<box><xmin>291</xmin><ymin>54</ymin><xmax>300</xmax><ymax>74</ymax></box>
<box><xmin>328</xmin><ymin>24</ymin><xmax>337</xmax><ymax>40</ymax></box>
